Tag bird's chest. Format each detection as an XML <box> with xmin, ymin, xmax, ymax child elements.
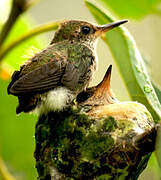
<box><xmin>68</xmin><ymin>46</ymin><xmax>96</xmax><ymax>74</ymax></box>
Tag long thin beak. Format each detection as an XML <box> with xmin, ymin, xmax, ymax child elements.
<box><xmin>96</xmin><ymin>20</ymin><xmax>128</xmax><ymax>36</ymax></box>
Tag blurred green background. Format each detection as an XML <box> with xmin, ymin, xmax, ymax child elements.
<box><xmin>0</xmin><ymin>0</ymin><xmax>161</xmax><ymax>179</ymax></box>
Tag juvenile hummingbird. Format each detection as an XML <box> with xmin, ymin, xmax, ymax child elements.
<box><xmin>7</xmin><ymin>20</ymin><xmax>127</xmax><ymax>114</ymax></box>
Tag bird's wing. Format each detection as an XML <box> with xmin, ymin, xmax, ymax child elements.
<box><xmin>61</xmin><ymin>62</ymin><xmax>82</xmax><ymax>91</ymax></box>
<box><xmin>8</xmin><ymin>43</ymin><xmax>94</xmax><ymax>95</ymax></box>
<box><xmin>8</xmin><ymin>60</ymin><xmax>67</xmax><ymax>95</ymax></box>
<box><xmin>8</xmin><ymin>59</ymin><xmax>84</xmax><ymax>95</ymax></box>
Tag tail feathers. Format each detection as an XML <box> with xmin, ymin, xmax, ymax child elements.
<box><xmin>16</xmin><ymin>94</ymin><xmax>40</xmax><ymax>114</ymax></box>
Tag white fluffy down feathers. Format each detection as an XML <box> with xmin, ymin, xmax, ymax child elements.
<box><xmin>37</xmin><ymin>87</ymin><xmax>74</xmax><ymax>115</ymax></box>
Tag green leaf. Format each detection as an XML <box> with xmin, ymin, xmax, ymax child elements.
<box><xmin>85</xmin><ymin>0</ymin><xmax>161</xmax><ymax>122</ymax></box>
<box><xmin>95</xmin><ymin>0</ymin><xmax>161</xmax><ymax>19</ymax></box>
<box><xmin>0</xmin><ymin>79</ymin><xmax>37</xmax><ymax>180</ymax></box>
<box><xmin>145</xmin><ymin>153</ymin><xmax>161</xmax><ymax>179</ymax></box>
<box><xmin>155</xmin><ymin>127</ymin><xmax>161</xmax><ymax>173</ymax></box>
<box><xmin>152</xmin><ymin>82</ymin><xmax>161</xmax><ymax>104</ymax></box>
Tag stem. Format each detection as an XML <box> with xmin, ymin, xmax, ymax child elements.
<box><xmin>0</xmin><ymin>21</ymin><xmax>61</xmax><ymax>62</ymax></box>
<box><xmin>0</xmin><ymin>0</ymin><xmax>37</xmax><ymax>47</ymax></box>
<box><xmin>0</xmin><ymin>157</ymin><xmax>16</xmax><ymax>180</ymax></box>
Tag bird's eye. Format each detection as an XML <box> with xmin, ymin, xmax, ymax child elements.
<box><xmin>81</xmin><ymin>26</ymin><xmax>91</xmax><ymax>35</ymax></box>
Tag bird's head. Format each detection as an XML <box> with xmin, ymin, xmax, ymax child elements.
<box><xmin>51</xmin><ymin>20</ymin><xmax>128</xmax><ymax>46</ymax></box>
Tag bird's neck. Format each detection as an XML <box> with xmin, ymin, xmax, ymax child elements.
<box><xmin>51</xmin><ymin>38</ymin><xmax>95</xmax><ymax>50</ymax></box>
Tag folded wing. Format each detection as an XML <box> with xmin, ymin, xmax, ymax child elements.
<box><xmin>8</xmin><ymin>60</ymin><xmax>66</xmax><ymax>95</ymax></box>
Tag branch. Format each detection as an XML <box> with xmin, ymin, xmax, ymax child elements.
<box><xmin>0</xmin><ymin>0</ymin><xmax>39</xmax><ymax>47</ymax></box>
<box><xmin>0</xmin><ymin>21</ymin><xmax>61</xmax><ymax>62</ymax></box>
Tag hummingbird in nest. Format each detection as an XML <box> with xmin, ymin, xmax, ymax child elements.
<box><xmin>7</xmin><ymin>19</ymin><xmax>127</xmax><ymax>114</ymax></box>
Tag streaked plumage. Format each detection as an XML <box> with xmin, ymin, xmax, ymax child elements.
<box><xmin>7</xmin><ymin>20</ymin><xmax>127</xmax><ymax>114</ymax></box>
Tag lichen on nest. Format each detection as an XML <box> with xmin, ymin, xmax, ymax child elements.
<box><xmin>34</xmin><ymin>65</ymin><xmax>157</xmax><ymax>180</ymax></box>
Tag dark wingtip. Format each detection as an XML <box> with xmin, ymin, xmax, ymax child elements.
<box><xmin>7</xmin><ymin>70</ymin><xmax>20</xmax><ymax>95</ymax></box>
<box><xmin>7</xmin><ymin>86</ymin><xmax>11</xmax><ymax>95</ymax></box>
<box><xmin>7</xmin><ymin>82</ymin><xmax>13</xmax><ymax>95</ymax></box>
<box><xmin>16</xmin><ymin>105</ymin><xmax>22</xmax><ymax>114</ymax></box>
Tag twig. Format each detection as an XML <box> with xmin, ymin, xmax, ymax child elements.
<box><xmin>0</xmin><ymin>0</ymin><xmax>39</xmax><ymax>47</ymax></box>
<box><xmin>0</xmin><ymin>21</ymin><xmax>61</xmax><ymax>62</ymax></box>
<box><xmin>0</xmin><ymin>157</ymin><xmax>16</xmax><ymax>180</ymax></box>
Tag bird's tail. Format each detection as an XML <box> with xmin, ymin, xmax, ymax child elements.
<box><xmin>16</xmin><ymin>94</ymin><xmax>40</xmax><ymax>114</ymax></box>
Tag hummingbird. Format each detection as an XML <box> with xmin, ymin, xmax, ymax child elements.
<box><xmin>7</xmin><ymin>19</ymin><xmax>127</xmax><ymax>114</ymax></box>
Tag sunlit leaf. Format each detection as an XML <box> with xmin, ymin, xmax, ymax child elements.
<box><xmin>152</xmin><ymin>82</ymin><xmax>161</xmax><ymax>104</ymax></box>
<box><xmin>95</xmin><ymin>0</ymin><xmax>161</xmax><ymax>19</ymax></box>
<box><xmin>155</xmin><ymin>127</ymin><xmax>161</xmax><ymax>172</ymax></box>
<box><xmin>85</xmin><ymin>0</ymin><xmax>161</xmax><ymax>122</ymax></box>
<box><xmin>0</xmin><ymin>0</ymin><xmax>11</xmax><ymax>24</ymax></box>
<box><xmin>146</xmin><ymin>153</ymin><xmax>161</xmax><ymax>179</ymax></box>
